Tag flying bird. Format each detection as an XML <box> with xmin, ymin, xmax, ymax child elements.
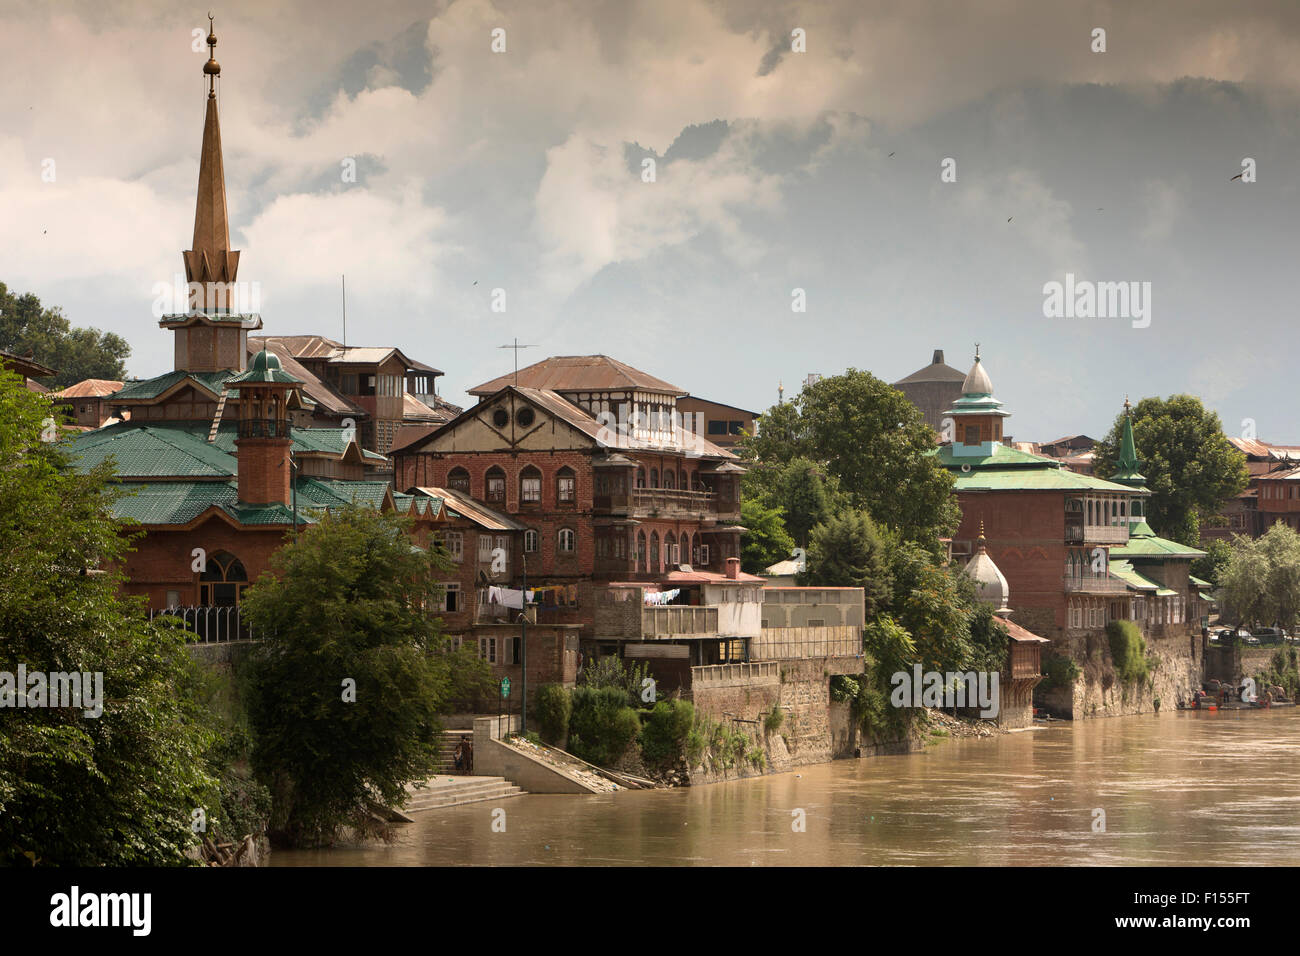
<box><xmin>887</xmin><ymin>151</ymin><xmax>895</xmax><ymax>157</ymax></box>
<box><xmin>1007</xmin><ymin>217</ymin><xmax>1013</xmax><ymax>223</ymax></box>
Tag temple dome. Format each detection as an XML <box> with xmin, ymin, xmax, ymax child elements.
<box><xmin>964</xmin><ymin>533</ymin><xmax>1011</xmax><ymax>615</ymax></box>
<box><xmin>962</xmin><ymin>355</ymin><xmax>993</xmax><ymax>397</ymax></box>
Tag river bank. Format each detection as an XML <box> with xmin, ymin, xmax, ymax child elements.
<box><xmin>270</xmin><ymin>707</ymin><xmax>1300</xmax><ymax>866</ymax></box>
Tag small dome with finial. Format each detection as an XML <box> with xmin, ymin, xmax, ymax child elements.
<box><xmin>963</xmin><ymin>521</ymin><xmax>1012</xmax><ymax>616</ymax></box>
<box><xmin>961</xmin><ymin>348</ymin><xmax>994</xmax><ymax>397</ymax></box>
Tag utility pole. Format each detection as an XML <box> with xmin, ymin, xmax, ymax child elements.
<box><xmin>520</xmin><ymin>550</ymin><xmax>528</xmax><ymax>734</ymax></box>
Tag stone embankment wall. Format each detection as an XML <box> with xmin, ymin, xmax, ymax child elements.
<box><xmin>1038</xmin><ymin>628</ymin><xmax>1201</xmax><ymax>718</ymax></box>
<box><xmin>687</xmin><ymin>655</ymin><xmax>865</xmax><ymax>783</ymax></box>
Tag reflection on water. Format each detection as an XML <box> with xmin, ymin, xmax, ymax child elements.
<box><xmin>272</xmin><ymin>709</ymin><xmax>1300</xmax><ymax>866</ymax></box>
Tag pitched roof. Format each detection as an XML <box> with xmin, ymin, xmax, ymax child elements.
<box><xmin>115</xmin><ymin>369</ymin><xmax>232</xmax><ymax>402</ymax></box>
<box><xmin>0</xmin><ymin>348</ymin><xmax>56</xmax><ymax>379</ymax></box>
<box><xmin>248</xmin><ymin>341</ymin><xmax>362</xmax><ymax>417</ymax></box>
<box><xmin>53</xmin><ymin>379</ymin><xmax>124</xmax><ymax>399</ymax></box>
<box><xmin>109</xmin><ymin>481</ymin><xmax>309</xmax><ymax>528</ymax></box>
<box><xmin>1110</xmin><ymin>525</ymin><xmax>1205</xmax><ymax>559</ymax></box>
<box><xmin>893</xmin><ymin>353</ymin><xmax>967</xmax><ymax>386</ymax></box>
<box><xmin>409</xmin><ymin>486</ymin><xmax>525</xmax><ymax>532</ymax></box>
<box><xmin>249</xmin><ymin>336</ymin><xmax>440</xmax><ymax>374</ymax></box>
<box><xmin>468</xmin><ymin>355</ymin><xmax>684</xmax><ymax>397</ymax></box>
<box><xmin>934</xmin><ymin>444</ymin><xmax>1144</xmax><ymax>493</ymax></box>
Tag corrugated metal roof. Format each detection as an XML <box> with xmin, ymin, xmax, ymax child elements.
<box><xmin>1227</xmin><ymin>437</ymin><xmax>1300</xmax><ymax>460</ymax></box>
<box><xmin>250</xmin><ymin>341</ymin><xmax>362</xmax><ymax>417</ymax></box>
<box><xmin>411</xmin><ymin>487</ymin><xmax>525</xmax><ymax>532</ymax></box>
<box><xmin>116</xmin><ymin>369</ymin><xmax>231</xmax><ymax>402</ymax></box>
<box><xmin>468</xmin><ymin>355</ymin><xmax>684</xmax><ymax>397</ymax></box>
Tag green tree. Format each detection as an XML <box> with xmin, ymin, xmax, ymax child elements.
<box><xmin>885</xmin><ymin>539</ymin><xmax>975</xmax><ymax>674</ymax></box>
<box><xmin>739</xmin><ymin>496</ymin><xmax>796</xmax><ymax>573</ymax></box>
<box><xmin>241</xmin><ymin>505</ymin><xmax>484</xmax><ymax>847</ymax></box>
<box><xmin>0</xmin><ymin>370</ymin><xmax>216</xmax><ymax>865</ymax></box>
<box><xmin>1093</xmin><ymin>395</ymin><xmax>1248</xmax><ymax>545</ymax></box>
<box><xmin>770</xmin><ymin>457</ymin><xmax>847</xmax><ymax>547</ymax></box>
<box><xmin>1260</xmin><ymin>523</ymin><xmax>1300</xmax><ymax>629</ymax></box>
<box><xmin>1191</xmin><ymin>539</ymin><xmax>1232</xmax><ymax>587</ymax></box>
<box><xmin>0</xmin><ymin>283</ymin><xmax>130</xmax><ymax>388</ymax></box>
<box><xmin>1221</xmin><ymin>533</ymin><xmax>1270</xmax><ymax>628</ymax></box>
<box><xmin>739</xmin><ymin>371</ymin><xmax>959</xmax><ymax>545</ymax></box>
<box><xmin>800</xmin><ymin>509</ymin><xmax>893</xmax><ymax>620</ymax></box>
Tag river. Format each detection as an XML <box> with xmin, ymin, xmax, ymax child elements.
<box><xmin>271</xmin><ymin>707</ymin><xmax>1300</xmax><ymax>866</ymax></box>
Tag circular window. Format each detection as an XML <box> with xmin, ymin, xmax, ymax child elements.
<box><xmin>492</xmin><ymin>408</ymin><xmax>509</xmax><ymax>427</ymax></box>
<box><xmin>517</xmin><ymin>407</ymin><xmax>536</xmax><ymax>428</ymax></box>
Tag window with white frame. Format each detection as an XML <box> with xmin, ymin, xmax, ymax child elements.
<box><xmin>558</xmin><ymin>528</ymin><xmax>575</xmax><ymax>553</ymax></box>
<box><xmin>478</xmin><ymin>534</ymin><xmax>493</xmax><ymax>563</ymax></box>
<box><xmin>441</xmin><ymin>531</ymin><xmax>463</xmax><ymax>562</ymax></box>
<box><xmin>442</xmin><ymin>583</ymin><xmax>461</xmax><ymax>613</ymax></box>
<box><xmin>478</xmin><ymin>636</ymin><xmax>498</xmax><ymax>663</ymax></box>
<box><xmin>524</xmin><ymin>529</ymin><xmax>539</xmax><ymax>553</ymax></box>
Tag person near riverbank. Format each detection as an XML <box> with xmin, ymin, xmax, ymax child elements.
<box><xmin>454</xmin><ymin>736</ymin><xmax>473</xmax><ymax>775</ymax></box>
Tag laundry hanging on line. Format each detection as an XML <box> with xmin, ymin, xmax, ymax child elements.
<box><xmin>643</xmin><ymin>588</ymin><xmax>681</xmax><ymax>606</ymax></box>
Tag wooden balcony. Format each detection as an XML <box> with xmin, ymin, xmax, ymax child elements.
<box><xmin>642</xmin><ymin>605</ymin><xmax>719</xmax><ymax>639</ymax></box>
<box><xmin>1065</xmin><ymin>520</ymin><xmax>1130</xmax><ymax>545</ymax></box>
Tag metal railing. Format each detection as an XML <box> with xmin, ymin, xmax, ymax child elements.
<box><xmin>150</xmin><ymin>605</ymin><xmax>256</xmax><ymax>644</ymax></box>
<box><xmin>237</xmin><ymin>417</ymin><xmax>291</xmax><ymax>439</ymax></box>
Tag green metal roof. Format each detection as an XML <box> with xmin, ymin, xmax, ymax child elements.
<box><xmin>1111</xmin><ymin>529</ymin><xmax>1205</xmax><ymax>559</ymax></box>
<box><xmin>1189</xmin><ymin>574</ymin><xmax>1214</xmax><ymax>589</ymax></box>
<box><xmin>1111</xmin><ymin>410</ymin><xmax>1146</xmax><ymax>486</ymax></box>
<box><xmin>116</xmin><ymin>369</ymin><xmax>233</xmax><ymax>402</ymax></box>
<box><xmin>110</xmin><ymin>481</ymin><xmax>315</xmax><ymax>528</ymax></box>
<box><xmin>1108</xmin><ymin>559</ymin><xmax>1160</xmax><ymax>592</ymax></box>
<box><xmin>227</xmin><ymin>348</ymin><xmax>301</xmax><ymax>386</ymax></box>
<box><xmin>934</xmin><ymin>444</ymin><xmax>1146</xmax><ymax>493</ymax></box>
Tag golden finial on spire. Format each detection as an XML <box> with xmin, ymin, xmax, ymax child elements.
<box><xmin>204</xmin><ymin>13</ymin><xmax>221</xmax><ymax>97</ymax></box>
<box><xmin>1123</xmin><ymin>394</ymin><xmax>1131</xmax><ymax>414</ymax></box>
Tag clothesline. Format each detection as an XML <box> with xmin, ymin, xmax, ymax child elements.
<box><xmin>643</xmin><ymin>588</ymin><xmax>681</xmax><ymax>606</ymax></box>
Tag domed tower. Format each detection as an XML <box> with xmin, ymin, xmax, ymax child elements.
<box><xmin>227</xmin><ymin>348</ymin><xmax>300</xmax><ymax>507</ymax></box>
<box><xmin>945</xmin><ymin>346</ymin><xmax>1010</xmax><ymax>457</ymax></box>
<box><xmin>964</xmin><ymin>522</ymin><xmax>1013</xmax><ymax>617</ymax></box>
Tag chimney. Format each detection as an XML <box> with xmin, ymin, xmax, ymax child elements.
<box><xmin>228</xmin><ymin>350</ymin><xmax>299</xmax><ymax>508</ymax></box>
<box><xmin>725</xmin><ymin>556</ymin><xmax>740</xmax><ymax>579</ymax></box>
<box><xmin>933</xmin><ymin>349</ymin><xmax>944</xmax><ymax>365</ymax></box>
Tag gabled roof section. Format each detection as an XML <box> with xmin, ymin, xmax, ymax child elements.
<box><xmin>249</xmin><ymin>336</ymin><xmax>440</xmax><ymax>375</ymax></box>
<box><xmin>410</xmin><ymin>486</ymin><xmax>525</xmax><ymax>532</ymax></box>
<box><xmin>468</xmin><ymin>355</ymin><xmax>685</xmax><ymax>397</ymax></box>
<box><xmin>53</xmin><ymin>379</ymin><xmax>124</xmax><ymax>399</ymax></box>
<box><xmin>0</xmin><ymin>348</ymin><xmax>56</xmax><ymax>379</ymax></box>
<box><xmin>115</xmin><ymin>369</ymin><xmax>232</xmax><ymax>403</ymax></box>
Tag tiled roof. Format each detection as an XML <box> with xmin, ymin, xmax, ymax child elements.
<box><xmin>54</xmin><ymin>379</ymin><xmax>124</xmax><ymax>399</ymax></box>
<box><xmin>468</xmin><ymin>354</ymin><xmax>684</xmax><ymax>397</ymax></box>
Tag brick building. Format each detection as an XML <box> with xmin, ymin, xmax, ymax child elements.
<box><xmin>53</xmin><ymin>379</ymin><xmax>125</xmax><ymax>428</ymax></box>
<box><xmin>392</xmin><ymin>357</ymin><xmax>748</xmax><ymax>636</ymax></box>
<box><xmin>58</xmin><ymin>23</ymin><xmax>443</xmax><ymax>640</ymax></box>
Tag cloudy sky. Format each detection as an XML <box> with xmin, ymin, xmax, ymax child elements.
<box><xmin>3</xmin><ymin>0</ymin><xmax>1299</xmax><ymax>441</ymax></box>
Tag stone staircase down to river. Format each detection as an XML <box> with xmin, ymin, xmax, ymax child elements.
<box><xmin>433</xmin><ymin>729</ymin><xmax>473</xmax><ymax>774</ymax></box>
<box><xmin>402</xmin><ymin>775</ymin><xmax>524</xmax><ymax>813</ymax></box>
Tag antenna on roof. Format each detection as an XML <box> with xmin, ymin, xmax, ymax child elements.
<box><xmin>498</xmin><ymin>337</ymin><xmax>535</xmax><ymax>387</ymax></box>
<box><xmin>341</xmin><ymin>274</ymin><xmax>346</xmax><ymax>347</ymax></box>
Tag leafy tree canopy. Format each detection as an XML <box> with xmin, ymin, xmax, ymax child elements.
<box><xmin>1093</xmin><ymin>395</ymin><xmax>1248</xmax><ymax>546</ymax></box>
<box><xmin>241</xmin><ymin>505</ymin><xmax>487</xmax><ymax>847</ymax></box>
<box><xmin>799</xmin><ymin>509</ymin><xmax>893</xmax><ymax>620</ymax></box>
<box><xmin>739</xmin><ymin>497</ymin><xmax>796</xmax><ymax>574</ymax></box>
<box><xmin>0</xmin><ymin>370</ymin><xmax>215</xmax><ymax>865</ymax></box>
<box><xmin>0</xmin><ymin>282</ymin><xmax>130</xmax><ymax>389</ymax></box>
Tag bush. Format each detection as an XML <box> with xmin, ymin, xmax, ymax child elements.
<box><xmin>1106</xmin><ymin>620</ymin><xmax>1151</xmax><ymax>685</ymax></box>
<box><xmin>568</xmin><ymin>686</ymin><xmax>641</xmax><ymax>766</ymax></box>
<box><xmin>639</xmin><ymin>699</ymin><xmax>695</xmax><ymax>768</ymax></box>
<box><xmin>1041</xmin><ymin>653</ymin><xmax>1082</xmax><ymax>691</ymax></box>
<box><xmin>763</xmin><ymin>703</ymin><xmax>784</xmax><ymax>735</ymax></box>
<box><xmin>535</xmin><ymin>684</ymin><xmax>571</xmax><ymax>746</ymax></box>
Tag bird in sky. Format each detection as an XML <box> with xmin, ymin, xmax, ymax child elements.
<box><xmin>887</xmin><ymin>151</ymin><xmax>895</xmax><ymax>157</ymax></box>
<box><xmin>1007</xmin><ymin>217</ymin><xmax>1013</xmax><ymax>223</ymax></box>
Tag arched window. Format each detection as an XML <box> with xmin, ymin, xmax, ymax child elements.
<box><xmin>556</xmin><ymin>466</ymin><xmax>576</xmax><ymax>504</ymax></box>
<box><xmin>199</xmin><ymin>551</ymin><xmax>248</xmax><ymax>607</ymax></box>
<box><xmin>485</xmin><ymin>466</ymin><xmax>506</xmax><ymax>503</ymax></box>
<box><xmin>520</xmin><ymin>465</ymin><xmax>542</xmax><ymax>504</ymax></box>
<box><xmin>663</xmin><ymin>469</ymin><xmax>675</xmax><ymax>490</ymax></box>
<box><xmin>650</xmin><ymin>532</ymin><xmax>660</xmax><ymax>571</ymax></box>
<box><xmin>637</xmin><ymin>532</ymin><xmax>647</xmax><ymax>572</ymax></box>
<box><xmin>637</xmin><ymin>468</ymin><xmax>646</xmax><ymax>489</ymax></box>
<box><xmin>524</xmin><ymin>529</ymin><xmax>539</xmax><ymax>553</ymax></box>
<box><xmin>664</xmin><ymin>532</ymin><xmax>677</xmax><ymax>567</ymax></box>
<box><xmin>679</xmin><ymin>469</ymin><xmax>688</xmax><ymax>490</ymax></box>
<box><xmin>650</xmin><ymin>468</ymin><xmax>659</xmax><ymax>489</ymax></box>
<box><xmin>558</xmin><ymin>528</ymin><xmax>575</xmax><ymax>554</ymax></box>
<box><xmin>448</xmin><ymin>467</ymin><xmax>470</xmax><ymax>493</ymax></box>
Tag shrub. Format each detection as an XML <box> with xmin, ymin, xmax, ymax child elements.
<box><xmin>639</xmin><ymin>699</ymin><xmax>695</xmax><ymax>768</ymax></box>
<box><xmin>578</xmin><ymin>655</ymin><xmax>650</xmax><ymax>707</ymax></box>
<box><xmin>568</xmin><ymin>686</ymin><xmax>641</xmax><ymax>766</ymax></box>
<box><xmin>1106</xmin><ymin>620</ymin><xmax>1151</xmax><ymax>685</ymax></box>
<box><xmin>1041</xmin><ymin>653</ymin><xmax>1082</xmax><ymax>691</ymax></box>
<box><xmin>764</xmin><ymin>703</ymin><xmax>784</xmax><ymax>735</ymax></box>
<box><xmin>535</xmin><ymin>684</ymin><xmax>571</xmax><ymax>746</ymax></box>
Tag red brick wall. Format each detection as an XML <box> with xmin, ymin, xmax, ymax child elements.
<box><xmin>235</xmin><ymin>437</ymin><xmax>293</xmax><ymax>506</ymax></box>
<box><xmin>116</xmin><ymin>520</ymin><xmax>289</xmax><ymax>610</ymax></box>
<box><xmin>955</xmin><ymin>490</ymin><xmax>1068</xmax><ymax>632</ymax></box>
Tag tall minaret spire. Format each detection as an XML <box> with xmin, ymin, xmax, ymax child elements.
<box><xmin>183</xmin><ymin>14</ymin><xmax>240</xmax><ymax>311</ymax></box>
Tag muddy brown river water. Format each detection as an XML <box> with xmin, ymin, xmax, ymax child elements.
<box><xmin>271</xmin><ymin>708</ymin><xmax>1300</xmax><ymax>866</ymax></box>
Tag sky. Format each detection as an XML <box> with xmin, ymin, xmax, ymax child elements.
<box><xmin>2</xmin><ymin>0</ymin><xmax>1299</xmax><ymax>441</ymax></box>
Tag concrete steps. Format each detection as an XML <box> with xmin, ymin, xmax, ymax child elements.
<box><xmin>403</xmin><ymin>775</ymin><xmax>523</xmax><ymax>813</ymax></box>
<box><xmin>433</xmin><ymin>730</ymin><xmax>473</xmax><ymax>774</ymax></box>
